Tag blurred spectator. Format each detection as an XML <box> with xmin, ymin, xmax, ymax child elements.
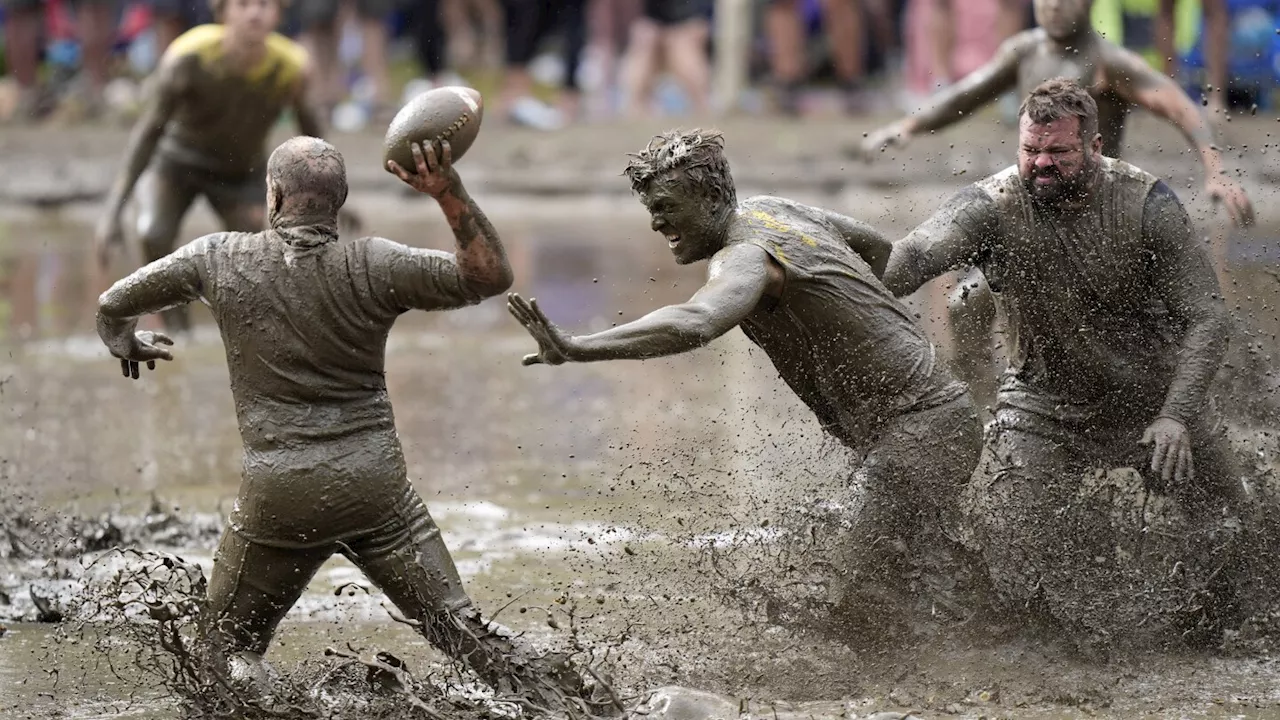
<box><xmin>903</xmin><ymin>0</ymin><xmax>1025</xmax><ymax>99</ymax></box>
<box><xmin>296</xmin><ymin>0</ymin><xmax>392</xmax><ymax>121</ymax></box>
<box><xmin>442</xmin><ymin>0</ymin><xmax>503</xmax><ymax>69</ymax></box>
<box><xmin>2</xmin><ymin>0</ymin><xmax>116</xmax><ymax>122</ymax></box>
<box><xmin>619</xmin><ymin>0</ymin><xmax>712</xmax><ymax>117</ymax></box>
<box><xmin>764</xmin><ymin>0</ymin><xmax>866</xmax><ymax>114</ymax></box>
<box><xmin>499</xmin><ymin>0</ymin><xmax>587</xmax><ymax>129</ymax></box>
<box><xmin>150</xmin><ymin>0</ymin><xmax>214</xmax><ymax>54</ymax></box>
<box><xmin>1157</xmin><ymin>0</ymin><xmax>1228</xmax><ymax>111</ymax></box>
<box><xmin>408</xmin><ymin>0</ymin><xmax>451</xmax><ymax>87</ymax></box>
<box><xmin>582</xmin><ymin>0</ymin><xmax>641</xmax><ymax>119</ymax></box>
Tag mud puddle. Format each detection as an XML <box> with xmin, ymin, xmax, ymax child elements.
<box><xmin>2</xmin><ymin>205</ymin><xmax>1280</xmax><ymax>718</ymax></box>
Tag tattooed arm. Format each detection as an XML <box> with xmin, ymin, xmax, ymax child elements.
<box><xmin>508</xmin><ymin>243</ymin><xmax>769</xmax><ymax>365</ymax></box>
<box><xmin>1105</xmin><ymin>44</ymin><xmax>1254</xmax><ymax>226</ymax></box>
<box><xmin>387</xmin><ymin>140</ymin><xmax>513</xmax><ymax>299</ymax></box>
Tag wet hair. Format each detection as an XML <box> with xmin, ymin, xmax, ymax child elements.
<box><xmin>1018</xmin><ymin>77</ymin><xmax>1100</xmax><ymax>146</ymax></box>
<box><xmin>267</xmin><ymin>136</ymin><xmax>348</xmax><ymax>221</ymax></box>
<box><xmin>209</xmin><ymin>0</ymin><xmax>289</xmax><ymax>21</ymax></box>
<box><xmin>622</xmin><ymin>129</ymin><xmax>737</xmax><ymax>207</ymax></box>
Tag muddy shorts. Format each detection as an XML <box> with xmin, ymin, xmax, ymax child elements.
<box><xmin>135</xmin><ymin>156</ymin><xmax>265</xmax><ymax>257</ymax></box>
<box><xmin>204</xmin><ymin>481</ymin><xmax>472</xmax><ymax>653</ymax></box>
<box><xmin>961</xmin><ymin>377</ymin><xmax>1250</xmax><ymax>646</ymax></box>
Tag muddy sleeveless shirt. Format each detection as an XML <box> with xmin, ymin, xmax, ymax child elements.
<box><xmin>735</xmin><ymin>196</ymin><xmax>967</xmax><ymax>449</ymax></box>
<box><xmin>156</xmin><ymin>24</ymin><xmax>308</xmax><ymax>176</ymax></box>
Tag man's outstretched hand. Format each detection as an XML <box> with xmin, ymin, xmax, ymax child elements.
<box><xmin>507</xmin><ymin>293</ymin><xmax>573</xmax><ymax>366</ymax></box>
<box><xmin>111</xmin><ymin>330</ymin><xmax>175</xmax><ymax>379</ymax></box>
<box><xmin>1139</xmin><ymin>416</ymin><xmax>1194</xmax><ymax>492</ymax></box>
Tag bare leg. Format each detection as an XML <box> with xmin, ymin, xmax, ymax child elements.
<box><xmin>76</xmin><ymin>0</ymin><xmax>115</xmax><ymax>101</ymax></box>
<box><xmin>1155</xmin><ymin>0</ymin><xmax>1177</xmax><ymax>77</ymax></box>
<box><xmin>2</xmin><ymin>5</ymin><xmax>41</xmax><ymax>121</ymax></box>
<box><xmin>1202</xmin><ymin>0</ymin><xmax>1229</xmax><ymax>114</ymax></box>
<box><xmin>662</xmin><ymin>19</ymin><xmax>711</xmax><ymax>117</ymax></box>
<box><xmin>926</xmin><ymin>0</ymin><xmax>954</xmax><ymax>86</ymax></box>
<box><xmin>764</xmin><ymin>0</ymin><xmax>805</xmax><ymax>113</ymax></box>
<box><xmin>620</xmin><ymin>18</ymin><xmax>662</xmax><ymax>117</ymax></box>
<box><xmin>822</xmin><ymin>0</ymin><xmax>865</xmax><ymax>86</ymax></box>
<box><xmin>358</xmin><ymin>14</ymin><xmax>392</xmax><ymax>114</ymax></box>
<box><xmin>299</xmin><ymin>12</ymin><xmax>343</xmax><ymax>115</ymax></box>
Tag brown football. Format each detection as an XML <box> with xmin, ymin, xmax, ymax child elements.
<box><xmin>383</xmin><ymin>86</ymin><xmax>484</xmax><ymax>173</ymax></box>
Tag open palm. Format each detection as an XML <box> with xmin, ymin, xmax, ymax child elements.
<box><xmin>507</xmin><ymin>293</ymin><xmax>571</xmax><ymax>366</ymax></box>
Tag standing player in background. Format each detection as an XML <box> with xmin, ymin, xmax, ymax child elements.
<box><xmin>93</xmin><ymin>0</ymin><xmax>349</xmax><ymax>334</ymax></box>
<box><xmin>861</xmin><ymin>0</ymin><xmax>1252</xmax><ymax>408</ymax></box>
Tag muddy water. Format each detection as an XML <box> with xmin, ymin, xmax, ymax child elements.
<box><xmin>1</xmin><ymin>193</ymin><xmax>1279</xmax><ymax>719</ymax></box>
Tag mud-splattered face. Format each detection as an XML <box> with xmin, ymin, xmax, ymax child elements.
<box><xmin>1033</xmin><ymin>0</ymin><xmax>1091</xmax><ymax>40</ymax></box>
<box><xmin>1018</xmin><ymin>115</ymin><xmax>1100</xmax><ymax>205</ymax></box>
<box><xmin>222</xmin><ymin>0</ymin><xmax>280</xmax><ymax>44</ymax></box>
<box><xmin>640</xmin><ymin>171</ymin><xmax>728</xmax><ymax>265</ymax></box>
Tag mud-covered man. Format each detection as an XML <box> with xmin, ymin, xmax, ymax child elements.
<box><xmin>861</xmin><ymin>0</ymin><xmax>1253</xmax><ymax>407</ymax></box>
<box><xmin>508</xmin><ymin>129</ymin><xmax>982</xmax><ymax>624</ymax></box>
<box><xmin>95</xmin><ymin>137</ymin><xmax>597</xmax><ymax>709</ymax></box>
<box><xmin>94</xmin><ymin>0</ymin><xmax>335</xmax><ymax>333</ymax></box>
<box><xmin>878</xmin><ymin>78</ymin><xmax>1246</xmax><ymax>642</ymax></box>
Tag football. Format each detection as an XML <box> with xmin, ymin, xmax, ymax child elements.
<box><xmin>383</xmin><ymin>86</ymin><xmax>484</xmax><ymax>173</ymax></box>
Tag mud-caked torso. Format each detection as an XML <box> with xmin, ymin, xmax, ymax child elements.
<box><xmin>141</xmin><ymin>226</ymin><xmax>481</xmax><ymax>544</ymax></box>
<box><xmin>968</xmin><ymin>158</ymin><xmax>1174</xmax><ymax>406</ymax></box>
<box><xmin>734</xmin><ymin>196</ymin><xmax>966</xmax><ymax>448</ymax></box>
<box><xmin>157</xmin><ymin>25</ymin><xmax>307</xmax><ymax>175</ymax></box>
<box><xmin>1013</xmin><ymin>29</ymin><xmax>1132</xmax><ymax>157</ymax></box>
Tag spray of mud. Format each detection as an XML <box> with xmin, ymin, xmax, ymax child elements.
<box><xmin>42</xmin><ymin>546</ymin><xmax>632</xmax><ymax>719</ymax></box>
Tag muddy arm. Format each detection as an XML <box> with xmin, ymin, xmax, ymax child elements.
<box><xmin>883</xmin><ymin>185</ymin><xmax>997</xmax><ymax>297</ymax></box>
<box><xmin>1106</xmin><ymin>45</ymin><xmax>1254</xmax><ymax>225</ymax></box>
<box><xmin>825</xmin><ymin>210</ymin><xmax>892</xmax><ymax>278</ymax></box>
<box><xmin>1143</xmin><ymin>182</ymin><xmax>1231</xmax><ymax>425</ymax></box>
<box><xmin>102</xmin><ymin>57</ymin><xmax>184</xmax><ymax>223</ymax></box>
<box><xmin>512</xmin><ymin>243</ymin><xmax>770</xmax><ymax>364</ymax></box>
<box><xmin>901</xmin><ymin>33</ymin><xmax>1025</xmax><ymax>135</ymax></box>
<box><xmin>96</xmin><ymin>237</ymin><xmax>211</xmax><ymax>354</ymax></box>
<box><xmin>291</xmin><ymin>60</ymin><xmax>325</xmax><ymax>139</ymax></box>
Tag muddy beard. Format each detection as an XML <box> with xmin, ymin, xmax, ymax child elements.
<box><xmin>1023</xmin><ymin>156</ymin><xmax>1097</xmax><ymax>209</ymax></box>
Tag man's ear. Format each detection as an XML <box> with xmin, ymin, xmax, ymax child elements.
<box><xmin>1091</xmin><ymin>132</ymin><xmax>1103</xmax><ymax>159</ymax></box>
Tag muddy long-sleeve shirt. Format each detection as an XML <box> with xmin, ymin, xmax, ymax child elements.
<box><xmin>883</xmin><ymin>157</ymin><xmax>1229</xmax><ymax>427</ymax></box>
<box><xmin>97</xmin><ymin>224</ymin><xmax>484</xmax><ymax>546</ymax></box>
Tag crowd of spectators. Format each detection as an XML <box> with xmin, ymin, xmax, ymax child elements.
<box><xmin>0</xmin><ymin>0</ymin><xmax>1269</xmax><ymax>129</ymax></box>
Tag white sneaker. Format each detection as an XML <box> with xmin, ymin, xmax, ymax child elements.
<box><xmin>508</xmin><ymin>95</ymin><xmax>564</xmax><ymax>131</ymax></box>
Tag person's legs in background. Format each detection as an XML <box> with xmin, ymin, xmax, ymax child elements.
<box><xmin>1</xmin><ymin>0</ymin><xmax>43</xmax><ymax>122</ymax></box>
<box><xmin>297</xmin><ymin>0</ymin><xmax>345</xmax><ymax>120</ymax></box>
<box><xmin>819</xmin><ymin>0</ymin><xmax>866</xmax><ymax>112</ymax></box>
<box><xmin>763</xmin><ymin>0</ymin><xmax>808</xmax><ymax>114</ymax></box>
<box><xmin>658</xmin><ymin>0</ymin><xmax>711</xmax><ymax>116</ymax></box>
<box><xmin>619</xmin><ymin>5</ymin><xmax>662</xmax><ymax>116</ymax></box>
<box><xmin>558</xmin><ymin>0</ymin><xmax>588</xmax><ymax>120</ymax></box>
<box><xmin>499</xmin><ymin>0</ymin><xmax>564</xmax><ymax>129</ymax></box>
<box><xmin>354</xmin><ymin>0</ymin><xmax>393</xmax><ymax>119</ymax></box>
<box><xmin>411</xmin><ymin>0</ymin><xmax>450</xmax><ymax>85</ymax></box>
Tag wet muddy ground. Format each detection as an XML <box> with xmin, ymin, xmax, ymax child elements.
<box><xmin>2</xmin><ymin>115</ymin><xmax>1280</xmax><ymax>718</ymax></box>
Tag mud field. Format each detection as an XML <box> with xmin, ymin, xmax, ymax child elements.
<box><xmin>2</xmin><ymin>114</ymin><xmax>1280</xmax><ymax>719</ymax></box>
